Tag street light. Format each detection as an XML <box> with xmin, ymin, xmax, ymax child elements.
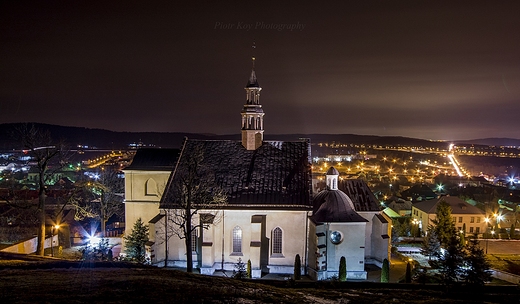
<box><xmin>412</xmin><ymin>218</ymin><xmax>419</xmax><ymax>241</ymax></box>
<box><xmin>51</xmin><ymin>224</ymin><xmax>60</xmax><ymax>257</ymax></box>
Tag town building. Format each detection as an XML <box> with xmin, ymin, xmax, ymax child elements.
<box><xmin>411</xmin><ymin>196</ymin><xmax>487</xmax><ymax>235</ymax></box>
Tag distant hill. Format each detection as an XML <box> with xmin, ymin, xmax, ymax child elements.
<box><xmin>0</xmin><ymin>123</ymin><xmax>210</xmax><ymax>150</ymax></box>
<box><xmin>455</xmin><ymin>138</ymin><xmax>520</xmax><ymax>147</ymax></box>
<box><xmin>0</xmin><ymin>123</ymin><xmax>515</xmax><ymax>150</ymax></box>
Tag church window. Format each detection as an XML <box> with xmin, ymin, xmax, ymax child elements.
<box><xmin>232</xmin><ymin>226</ymin><xmax>242</xmax><ymax>254</ymax></box>
<box><xmin>330</xmin><ymin>231</ymin><xmax>343</xmax><ymax>245</ymax></box>
<box><xmin>272</xmin><ymin>227</ymin><xmax>283</xmax><ymax>256</ymax></box>
<box><xmin>191</xmin><ymin>230</ymin><xmax>197</xmax><ymax>253</ymax></box>
<box><xmin>145</xmin><ymin>178</ymin><xmax>157</xmax><ymax>196</ymax></box>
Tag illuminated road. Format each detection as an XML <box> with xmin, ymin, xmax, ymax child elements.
<box><xmin>447</xmin><ymin>154</ymin><xmax>464</xmax><ymax>177</ymax></box>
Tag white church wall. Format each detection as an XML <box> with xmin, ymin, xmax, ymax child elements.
<box><xmin>358</xmin><ymin>211</ymin><xmax>378</xmax><ymax>259</ymax></box>
<box><xmin>369</xmin><ymin>214</ymin><xmax>391</xmax><ymax>265</ymax></box>
<box><xmin>307</xmin><ymin>222</ymin><xmax>318</xmax><ymax>278</ymax></box>
<box><xmin>327</xmin><ymin>222</ymin><xmax>367</xmax><ymax>280</ymax></box>
<box><xmin>124</xmin><ymin>170</ymin><xmax>171</xmax><ymax>245</ymax></box>
<box><xmin>155</xmin><ymin>209</ymin><xmax>309</xmax><ymax>277</ymax></box>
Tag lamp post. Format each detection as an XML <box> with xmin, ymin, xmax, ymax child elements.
<box><xmin>485</xmin><ymin>229</ymin><xmax>495</xmax><ymax>254</ymax></box>
<box><xmin>412</xmin><ymin>218</ymin><xmax>419</xmax><ymax>241</ymax></box>
<box><xmin>51</xmin><ymin>225</ymin><xmax>60</xmax><ymax>257</ymax></box>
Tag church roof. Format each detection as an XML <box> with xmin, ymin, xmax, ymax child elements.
<box><xmin>124</xmin><ymin>148</ymin><xmax>180</xmax><ymax>171</ymax></box>
<box><xmin>160</xmin><ymin>139</ymin><xmax>312</xmax><ymax>210</ymax></box>
<box><xmin>312</xmin><ymin>189</ymin><xmax>368</xmax><ymax>223</ymax></box>
<box><xmin>339</xmin><ymin>179</ymin><xmax>381</xmax><ymax>212</ymax></box>
<box><xmin>413</xmin><ymin>196</ymin><xmax>485</xmax><ymax>215</ymax></box>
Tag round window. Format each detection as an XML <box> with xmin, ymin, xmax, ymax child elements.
<box><xmin>330</xmin><ymin>231</ymin><xmax>343</xmax><ymax>245</ymax></box>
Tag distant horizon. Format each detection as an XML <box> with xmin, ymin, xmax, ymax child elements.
<box><xmin>3</xmin><ymin>121</ymin><xmax>520</xmax><ymax>143</ymax></box>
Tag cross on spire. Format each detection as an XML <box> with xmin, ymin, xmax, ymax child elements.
<box><xmin>252</xmin><ymin>41</ymin><xmax>256</xmax><ymax>69</ymax></box>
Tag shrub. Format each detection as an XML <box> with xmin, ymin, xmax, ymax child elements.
<box><xmin>246</xmin><ymin>259</ymin><xmax>252</xmax><ymax>279</ymax></box>
<box><xmin>339</xmin><ymin>256</ymin><xmax>346</xmax><ymax>282</ymax></box>
<box><xmin>381</xmin><ymin>258</ymin><xmax>390</xmax><ymax>282</ymax></box>
<box><xmin>294</xmin><ymin>254</ymin><xmax>301</xmax><ymax>280</ymax></box>
<box><xmin>405</xmin><ymin>261</ymin><xmax>412</xmax><ymax>283</ymax></box>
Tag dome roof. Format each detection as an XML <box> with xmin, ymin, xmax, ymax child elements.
<box><xmin>312</xmin><ymin>189</ymin><xmax>368</xmax><ymax>223</ymax></box>
<box><xmin>326</xmin><ymin>167</ymin><xmax>339</xmax><ymax>175</ymax></box>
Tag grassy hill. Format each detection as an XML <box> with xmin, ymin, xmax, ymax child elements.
<box><xmin>0</xmin><ymin>253</ymin><xmax>519</xmax><ymax>303</ymax></box>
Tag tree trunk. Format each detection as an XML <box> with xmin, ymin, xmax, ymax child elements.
<box><xmin>101</xmin><ymin>193</ymin><xmax>106</xmax><ymax>237</ymax></box>
<box><xmin>186</xmin><ymin>210</ymin><xmax>193</xmax><ymax>272</ymax></box>
<box><xmin>36</xmin><ymin>174</ymin><xmax>46</xmax><ymax>256</ymax></box>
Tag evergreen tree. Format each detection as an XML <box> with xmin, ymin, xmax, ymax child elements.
<box><xmin>124</xmin><ymin>218</ymin><xmax>149</xmax><ymax>263</ymax></box>
<box><xmin>246</xmin><ymin>259</ymin><xmax>252</xmax><ymax>279</ymax></box>
<box><xmin>294</xmin><ymin>254</ymin><xmax>301</xmax><ymax>280</ymax></box>
<box><xmin>463</xmin><ymin>238</ymin><xmax>492</xmax><ymax>286</ymax></box>
<box><xmin>435</xmin><ymin>233</ymin><xmax>464</xmax><ymax>285</ymax></box>
<box><xmin>431</xmin><ymin>200</ymin><xmax>456</xmax><ymax>248</ymax></box>
<box><xmin>233</xmin><ymin>258</ymin><xmax>246</xmax><ymax>279</ymax></box>
<box><xmin>421</xmin><ymin>225</ymin><xmax>441</xmax><ymax>261</ymax></box>
<box><xmin>381</xmin><ymin>258</ymin><xmax>390</xmax><ymax>283</ymax></box>
<box><xmin>339</xmin><ymin>256</ymin><xmax>347</xmax><ymax>282</ymax></box>
<box><xmin>405</xmin><ymin>261</ymin><xmax>412</xmax><ymax>283</ymax></box>
<box><xmin>460</xmin><ymin>223</ymin><xmax>466</xmax><ymax>246</ymax></box>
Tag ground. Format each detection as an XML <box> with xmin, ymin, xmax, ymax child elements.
<box><xmin>1</xmin><ymin>252</ymin><xmax>519</xmax><ymax>303</ymax></box>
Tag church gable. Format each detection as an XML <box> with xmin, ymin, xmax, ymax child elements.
<box><xmin>160</xmin><ymin>139</ymin><xmax>313</xmax><ymax>209</ymax></box>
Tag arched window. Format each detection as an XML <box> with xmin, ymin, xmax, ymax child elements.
<box><xmin>145</xmin><ymin>178</ymin><xmax>157</xmax><ymax>196</ymax></box>
<box><xmin>232</xmin><ymin>226</ymin><xmax>242</xmax><ymax>254</ymax></box>
<box><xmin>272</xmin><ymin>227</ymin><xmax>283</xmax><ymax>256</ymax></box>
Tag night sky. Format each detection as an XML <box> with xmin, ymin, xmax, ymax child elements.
<box><xmin>1</xmin><ymin>1</ymin><xmax>519</xmax><ymax>140</ymax></box>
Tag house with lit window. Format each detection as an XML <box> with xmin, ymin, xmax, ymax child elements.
<box><xmin>124</xmin><ymin>58</ymin><xmax>390</xmax><ymax>279</ymax></box>
<box><xmin>411</xmin><ymin>196</ymin><xmax>487</xmax><ymax>236</ymax></box>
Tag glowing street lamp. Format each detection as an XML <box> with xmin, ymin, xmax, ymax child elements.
<box><xmin>51</xmin><ymin>224</ymin><xmax>60</xmax><ymax>257</ymax></box>
<box><xmin>412</xmin><ymin>218</ymin><xmax>419</xmax><ymax>241</ymax></box>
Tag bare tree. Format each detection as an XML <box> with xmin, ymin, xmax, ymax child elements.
<box><xmin>86</xmin><ymin>168</ymin><xmax>124</xmax><ymax>236</ymax></box>
<box><xmin>16</xmin><ymin>124</ymin><xmax>69</xmax><ymax>256</ymax></box>
<box><xmin>161</xmin><ymin>144</ymin><xmax>227</xmax><ymax>272</ymax></box>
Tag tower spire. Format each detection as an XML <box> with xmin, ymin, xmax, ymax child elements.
<box><xmin>247</xmin><ymin>41</ymin><xmax>259</xmax><ymax>88</ymax></box>
<box><xmin>241</xmin><ymin>42</ymin><xmax>264</xmax><ymax>150</ymax></box>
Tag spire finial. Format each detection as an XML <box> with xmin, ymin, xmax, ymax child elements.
<box><xmin>252</xmin><ymin>41</ymin><xmax>256</xmax><ymax>69</ymax></box>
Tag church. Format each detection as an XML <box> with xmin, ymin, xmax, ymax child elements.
<box><xmin>123</xmin><ymin>57</ymin><xmax>391</xmax><ymax>280</ymax></box>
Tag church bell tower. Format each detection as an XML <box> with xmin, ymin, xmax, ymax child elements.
<box><xmin>241</xmin><ymin>54</ymin><xmax>264</xmax><ymax>150</ymax></box>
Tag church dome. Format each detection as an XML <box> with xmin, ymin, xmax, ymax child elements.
<box><xmin>312</xmin><ymin>189</ymin><xmax>368</xmax><ymax>223</ymax></box>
